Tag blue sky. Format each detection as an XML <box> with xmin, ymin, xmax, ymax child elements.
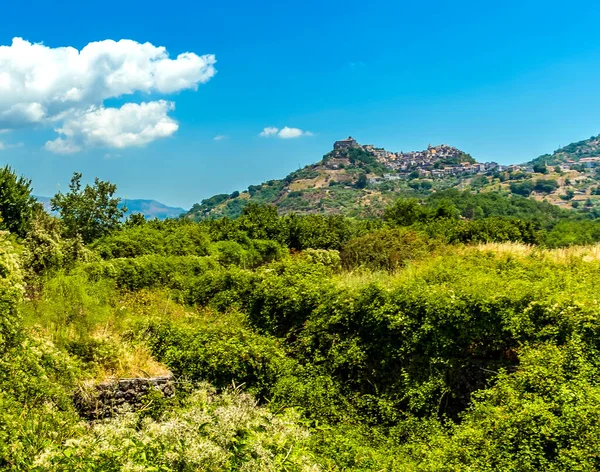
<box><xmin>1</xmin><ymin>0</ymin><xmax>600</xmax><ymax>208</ymax></box>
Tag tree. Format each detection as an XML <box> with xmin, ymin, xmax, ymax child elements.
<box><xmin>384</xmin><ymin>199</ymin><xmax>428</xmax><ymax>226</ymax></box>
<box><xmin>355</xmin><ymin>173</ymin><xmax>367</xmax><ymax>189</ymax></box>
<box><xmin>510</xmin><ymin>181</ymin><xmax>534</xmax><ymax>197</ymax></box>
<box><xmin>533</xmin><ymin>179</ymin><xmax>559</xmax><ymax>194</ymax></box>
<box><xmin>51</xmin><ymin>172</ymin><xmax>125</xmax><ymax>243</ymax></box>
<box><xmin>533</xmin><ymin>162</ymin><xmax>548</xmax><ymax>174</ymax></box>
<box><xmin>0</xmin><ymin>166</ymin><xmax>38</xmax><ymax>238</ymax></box>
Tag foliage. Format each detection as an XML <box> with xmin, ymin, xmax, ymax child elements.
<box><xmin>51</xmin><ymin>172</ymin><xmax>126</xmax><ymax>243</ymax></box>
<box><xmin>534</xmin><ymin>178</ymin><xmax>559</xmax><ymax>194</ymax></box>
<box><xmin>36</xmin><ymin>384</ymin><xmax>318</xmax><ymax>471</ymax></box>
<box><xmin>21</xmin><ymin>207</ymin><xmax>93</xmax><ymax>280</ymax></box>
<box><xmin>91</xmin><ymin>220</ymin><xmax>211</xmax><ymax>259</ymax></box>
<box><xmin>0</xmin><ymin>165</ymin><xmax>38</xmax><ymax>238</ymax></box>
<box><xmin>9</xmin><ymin>164</ymin><xmax>600</xmax><ymax>470</ymax></box>
<box><xmin>510</xmin><ymin>180</ymin><xmax>534</xmax><ymax>196</ymax></box>
<box><xmin>340</xmin><ymin>228</ymin><xmax>439</xmax><ymax>270</ymax></box>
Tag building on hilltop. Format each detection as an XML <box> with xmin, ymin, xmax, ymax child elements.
<box><xmin>334</xmin><ymin>136</ymin><xmax>359</xmax><ymax>151</ymax></box>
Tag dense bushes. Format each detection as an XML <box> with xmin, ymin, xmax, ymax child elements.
<box><xmin>416</xmin><ymin>340</ymin><xmax>600</xmax><ymax>470</ymax></box>
<box><xmin>83</xmin><ymin>255</ymin><xmax>218</xmax><ymax>291</ymax></box>
<box><xmin>8</xmin><ymin>182</ymin><xmax>600</xmax><ymax>470</ymax></box>
<box><xmin>90</xmin><ymin>221</ymin><xmax>211</xmax><ymax>259</ymax></box>
<box><xmin>0</xmin><ymin>234</ymin><xmax>81</xmax><ymax>469</ymax></box>
<box><xmin>340</xmin><ymin>228</ymin><xmax>439</xmax><ymax>270</ymax></box>
<box><xmin>0</xmin><ymin>236</ymin><xmax>24</xmax><ymax>353</ymax></box>
<box><xmin>141</xmin><ymin>316</ymin><xmax>287</xmax><ymax>398</ymax></box>
<box><xmin>421</xmin><ymin>217</ymin><xmax>539</xmax><ymax>244</ymax></box>
<box><xmin>36</xmin><ymin>384</ymin><xmax>318</xmax><ymax>471</ymax></box>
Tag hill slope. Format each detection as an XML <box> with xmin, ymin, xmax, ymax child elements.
<box><xmin>187</xmin><ymin>140</ymin><xmax>477</xmax><ymax>220</ymax></box>
<box><xmin>529</xmin><ymin>133</ymin><xmax>600</xmax><ymax>166</ymax></box>
<box><xmin>187</xmin><ymin>134</ymin><xmax>600</xmax><ymax>220</ymax></box>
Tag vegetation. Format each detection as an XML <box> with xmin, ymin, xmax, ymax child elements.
<box><xmin>0</xmin><ymin>165</ymin><xmax>38</xmax><ymax>237</ymax></box>
<box><xmin>3</xmin><ymin>162</ymin><xmax>600</xmax><ymax>470</ymax></box>
<box><xmin>51</xmin><ymin>172</ymin><xmax>126</xmax><ymax>243</ymax></box>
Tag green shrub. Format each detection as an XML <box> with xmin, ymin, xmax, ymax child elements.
<box><xmin>91</xmin><ymin>222</ymin><xmax>211</xmax><ymax>259</ymax></box>
<box><xmin>36</xmin><ymin>384</ymin><xmax>318</xmax><ymax>471</ymax></box>
<box><xmin>340</xmin><ymin>228</ymin><xmax>438</xmax><ymax>271</ymax></box>
<box><xmin>141</xmin><ymin>316</ymin><xmax>287</xmax><ymax>399</ymax></box>
<box><xmin>83</xmin><ymin>255</ymin><xmax>218</xmax><ymax>291</ymax></box>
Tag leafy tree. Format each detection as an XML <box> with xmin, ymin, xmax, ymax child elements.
<box><xmin>0</xmin><ymin>165</ymin><xmax>38</xmax><ymax>238</ymax></box>
<box><xmin>51</xmin><ymin>172</ymin><xmax>125</xmax><ymax>243</ymax></box>
<box><xmin>237</xmin><ymin>203</ymin><xmax>282</xmax><ymax>241</ymax></box>
<box><xmin>355</xmin><ymin>173</ymin><xmax>367</xmax><ymax>189</ymax></box>
<box><xmin>510</xmin><ymin>181</ymin><xmax>534</xmax><ymax>197</ymax></box>
<box><xmin>533</xmin><ymin>162</ymin><xmax>548</xmax><ymax>174</ymax></box>
<box><xmin>125</xmin><ymin>213</ymin><xmax>146</xmax><ymax>228</ymax></box>
<box><xmin>384</xmin><ymin>199</ymin><xmax>429</xmax><ymax>226</ymax></box>
<box><xmin>533</xmin><ymin>178</ymin><xmax>559</xmax><ymax>194</ymax></box>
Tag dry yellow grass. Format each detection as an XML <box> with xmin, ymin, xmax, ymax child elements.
<box><xmin>96</xmin><ymin>343</ymin><xmax>171</xmax><ymax>380</ymax></box>
<box><xmin>332</xmin><ymin>242</ymin><xmax>600</xmax><ymax>290</ymax></box>
<box><xmin>466</xmin><ymin>241</ymin><xmax>600</xmax><ymax>263</ymax></box>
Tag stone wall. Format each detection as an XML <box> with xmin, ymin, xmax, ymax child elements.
<box><xmin>75</xmin><ymin>375</ymin><xmax>175</xmax><ymax>420</ymax></box>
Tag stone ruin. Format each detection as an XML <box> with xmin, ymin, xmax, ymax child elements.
<box><xmin>74</xmin><ymin>375</ymin><xmax>175</xmax><ymax>420</ymax></box>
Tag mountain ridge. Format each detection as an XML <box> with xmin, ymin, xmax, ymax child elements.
<box><xmin>36</xmin><ymin>196</ymin><xmax>186</xmax><ymax>221</ymax></box>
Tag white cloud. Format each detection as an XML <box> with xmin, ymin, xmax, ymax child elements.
<box><xmin>213</xmin><ymin>134</ymin><xmax>227</xmax><ymax>141</ymax></box>
<box><xmin>259</xmin><ymin>126</ymin><xmax>312</xmax><ymax>139</ymax></box>
<box><xmin>0</xmin><ymin>140</ymin><xmax>23</xmax><ymax>150</ymax></box>
<box><xmin>259</xmin><ymin>127</ymin><xmax>279</xmax><ymax>137</ymax></box>
<box><xmin>45</xmin><ymin>100</ymin><xmax>178</xmax><ymax>154</ymax></box>
<box><xmin>0</xmin><ymin>37</ymin><xmax>216</xmax><ymax>151</ymax></box>
<box><xmin>278</xmin><ymin>127</ymin><xmax>303</xmax><ymax>139</ymax></box>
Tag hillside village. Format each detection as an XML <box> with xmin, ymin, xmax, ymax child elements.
<box><xmin>330</xmin><ymin>136</ymin><xmax>497</xmax><ymax>177</ymax></box>
<box><xmin>187</xmin><ymin>133</ymin><xmax>600</xmax><ymax>220</ymax></box>
<box><xmin>331</xmin><ymin>136</ymin><xmax>600</xmax><ymax>178</ymax></box>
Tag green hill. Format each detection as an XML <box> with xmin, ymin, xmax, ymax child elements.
<box><xmin>187</xmin><ymin>133</ymin><xmax>600</xmax><ymax>220</ymax></box>
<box><xmin>529</xmin><ymin>133</ymin><xmax>600</xmax><ymax>166</ymax></box>
<box><xmin>187</xmin><ymin>141</ymin><xmax>475</xmax><ymax>220</ymax></box>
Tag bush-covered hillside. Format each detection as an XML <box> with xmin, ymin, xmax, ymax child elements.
<box><xmin>187</xmin><ymin>134</ymin><xmax>600</xmax><ymax>221</ymax></box>
<box><xmin>2</xmin><ymin>166</ymin><xmax>600</xmax><ymax>470</ymax></box>
<box><xmin>530</xmin><ymin>133</ymin><xmax>600</xmax><ymax>166</ymax></box>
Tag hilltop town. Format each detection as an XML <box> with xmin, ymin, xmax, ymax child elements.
<box><xmin>330</xmin><ymin>136</ymin><xmax>501</xmax><ymax>177</ymax></box>
<box><xmin>329</xmin><ymin>136</ymin><xmax>600</xmax><ymax>180</ymax></box>
<box><xmin>187</xmin><ymin>133</ymin><xmax>600</xmax><ymax>220</ymax></box>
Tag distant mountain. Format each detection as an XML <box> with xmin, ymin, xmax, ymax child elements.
<box><xmin>120</xmin><ymin>199</ymin><xmax>186</xmax><ymax>220</ymax></box>
<box><xmin>35</xmin><ymin>196</ymin><xmax>186</xmax><ymax>221</ymax></box>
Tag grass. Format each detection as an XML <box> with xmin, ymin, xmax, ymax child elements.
<box><xmin>20</xmin><ymin>278</ymin><xmax>187</xmax><ymax>381</ymax></box>
<box><xmin>468</xmin><ymin>241</ymin><xmax>600</xmax><ymax>262</ymax></box>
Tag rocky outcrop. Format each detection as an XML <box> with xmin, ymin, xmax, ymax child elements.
<box><xmin>75</xmin><ymin>375</ymin><xmax>175</xmax><ymax>420</ymax></box>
